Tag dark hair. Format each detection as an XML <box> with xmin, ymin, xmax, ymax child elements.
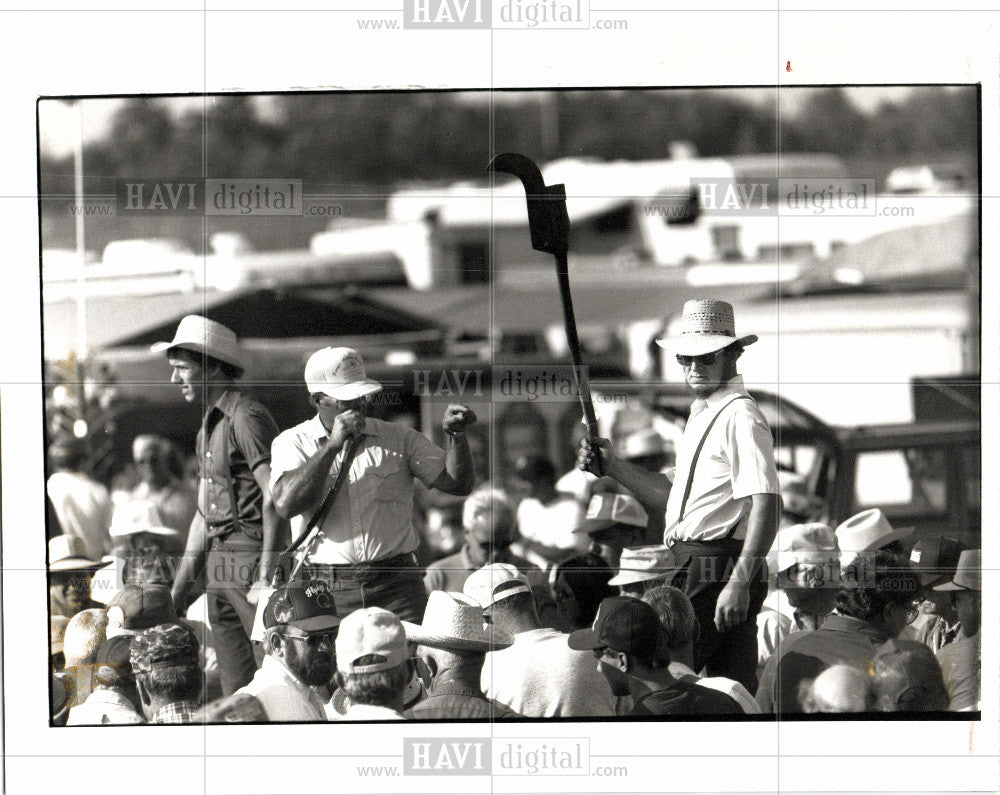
<box><xmin>170</xmin><ymin>346</ymin><xmax>241</xmax><ymax>380</ymax></box>
<box><xmin>641</xmin><ymin>585</ymin><xmax>700</xmax><ymax>649</ymax></box>
<box><xmin>339</xmin><ymin>655</ymin><xmax>409</xmax><ymax>708</ymax></box>
<box><xmin>551</xmin><ymin>553</ymin><xmax>615</xmax><ymax>628</ymax></box>
<box><xmin>487</xmin><ymin>588</ymin><xmax>536</xmax><ymax>617</ymax></box>
<box><xmin>138</xmin><ymin>661</ymin><xmax>201</xmax><ymax>703</ymax></box>
<box><xmin>835</xmin><ymin>551</ymin><xmax>921</xmax><ymax>621</ymax></box>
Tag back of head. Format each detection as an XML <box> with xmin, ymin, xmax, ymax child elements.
<box><xmin>551</xmin><ymin>552</ymin><xmax>615</xmax><ymax>628</ymax></box>
<box><xmin>873</xmin><ymin>639</ymin><xmax>949</xmax><ymax>712</ymax></box>
<box><xmin>63</xmin><ymin>608</ymin><xmax>109</xmax><ymax>667</ymax></box>
<box><xmin>641</xmin><ymin>585</ymin><xmax>699</xmax><ymax>651</ymax></box>
<box><xmin>800</xmin><ymin>664</ymin><xmax>874</xmax><ymax>713</ymax></box>
<box><xmin>462</xmin><ymin>485</ymin><xmax>516</xmax><ymax>539</ymax></box>
<box><xmin>129</xmin><ymin>622</ymin><xmax>202</xmax><ymax>705</ymax></box>
<box><xmin>835</xmin><ymin>550</ymin><xmax>920</xmax><ymax>622</ymax></box>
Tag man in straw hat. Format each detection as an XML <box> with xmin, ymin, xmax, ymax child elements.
<box><xmin>579</xmin><ymin>299</ymin><xmax>781</xmax><ymax>692</ymax></box>
<box><xmin>403</xmin><ymin>590</ymin><xmax>519</xmax><ymax>719</ymax></box>
<box><xmin>48</xmin><ymin>534</ymin><xmax>107</xmax><ymax>619</ymax></box>
<box><xmin>269</xmin><ymin>346</ymin><xmax>477</xmax><ymax>623</ymax></box>
<box><xmin>153</xmin><ymin>314</ymin><xmax>287</xmax><ymax>695</ymax></box>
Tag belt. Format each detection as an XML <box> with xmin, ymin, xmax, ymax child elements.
<box><xmin>303</xmin><ymin>552</ymin><xmax>418</xmax><ymax>583</ymax></box>
<box><xmin>668</xmin><ymin>536</ymin><xmax>744</xmax><ymax>557</ymax></box>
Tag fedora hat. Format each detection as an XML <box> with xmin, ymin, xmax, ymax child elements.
<box><xmin>403</xmin><ymin>591</ymin><xmax>513</xmax><ymax>653</ymax></box>
<box><xmin>151</xmin><ymin>315</ymin><xmax>246</xmax><ymax>375</ymax></box>
<box><xmin>655</xmin><ymin>300</ymin><xmax>758</xmax><ymax>357</ymax></box>
<box><xmin>835</xmin><ymin>509</ymin><xmax>910</xmax><ymax>570</ymax></box>
<box><xmin>607</xmin><ymin>545</ymin><xmax>678</xmax><ymax>586</ymax></box>
<box><xmin>109</xmin><ymin>500</ymin><xmax>181</xmax><ymax>540</ymax></box>
<box><xmin>49</xmin><ymin>535</ymin><xmax>105</xmax><ymax>573</ymax></box>
<box><xmin>305</xmin><ymin>347</ymin><xmax>382</xmax><ymax>402</ymax></box>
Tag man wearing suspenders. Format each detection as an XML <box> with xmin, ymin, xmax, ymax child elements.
<box><xmin>580</xmin><ymin>300</ymin><xmax>781</xmax><ymax>692</ymax></box>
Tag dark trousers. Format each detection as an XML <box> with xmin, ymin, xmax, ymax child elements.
<box><xmin>206</xmin><ymin>538</ymin><xmax>264</xmax><ymax>696</ymax></box>
<box><xmin>304</xmin><ymin>552</ymin><xmax>428</xmax><ymax>624</ymax></box>
<box><xmin>670</xmin><ymin>539</ymin><xmax>768</xmax><ymax>694</ymax></box>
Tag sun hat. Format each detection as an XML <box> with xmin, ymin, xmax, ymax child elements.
<box><xmin>768</xmin><ymin>522</ymin><xmax>840</xmax><ymax>576</ymax></box>
<box><xmin>305</xmin><ymin>347</ymin><xmax>382</xmax><ymax>401</ymax></box>
<box><xmin>48</xmin><ymin>535</ymin><xmax>105</xmax><ymax>573</ymax></box>
<box><xmin>129</xmin><ymin>621</ymin><xmax>199</xmax><ymax>674</ymax></box>
<box><xmin>106</xmin><ymin>585</ymin><xmax>179</xmax><ymax>637</ymax></box>
<box><xmin>462</xmin><ymin>563</ymin><xmax>532</xmax><ymax>608</ymax></box>
<box><xmin>335</xmin><ymin>607</ymin><xmax>408</xmax><ymax>675</ymax></box>
<box><xmin>607</xmin><ymin>545</ymin><xmax>678</xmax><ymax>586</ymax></box>
<box><xmin>574</xmin><ymin>492</ymin><xmax>648</xmax><ymax>535</ymax></box>
<box><xmin>403</xmin><ymin>590</ymin><xmax>513</xmax><ymax>653</ymax></box>
<box><xmin>567</xmin><ymin>596</ymin><xmax>662</xmax><ymax>660</ymax></box>
<box><xmin>835</xmin><ymin>509</ymin><xmax>910</xmax><ymax>570</ymax></box>
<box><xmin>655</xmin><ymin>299</ymin><xmax>759</xmax><ymax>357</ymax></box>
<box><xmin>263</xmin><ymin>577</ymin><xmax>341</xmax><ymax>633</ymax></box>
<box><xmin>932</xmin><ymin>549</ymin><xmax>980</xmax><ymax>592</ymax></box>
<box><xmin>909</xmin><ymin>536</ymin><xmax>965</xmax><ymax>587</ymax></box>
<box><xmin>151</xmin><ymin>315</ymin><xmax>246</xmax><ymax>375</ymax></box>
<box><xmin>109</xmin><ymin>501</ymin><xmax>180</xmax><ymax>540</ymax></box>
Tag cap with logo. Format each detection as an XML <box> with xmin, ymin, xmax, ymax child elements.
<box><xmin>305</xmin><ymin>347</ymin><xmax>382</xmax><ymax>402</ymax></box>
<box><xmin>335</xmin><ymin>607</ymin><xmax>408</xmax><ymax>675</ymax></box>
<box><xmin>567</xmin><ymin>596</ymin><xmax>662</xmax><ymax>660</ymax></box>
<box><xmin>908</xmin><ymin>536</ymin><xmax>965</xmax><ymax>587</ymax></box>
<box><xmin>263</xmin><ymin>577</ymin><xmax>341</xmax><ymax>633</ymax></box>
<box><xmin>462</xmin><ymin>562</ymin><xmax>532</xmax><ymax>608</ymax></box>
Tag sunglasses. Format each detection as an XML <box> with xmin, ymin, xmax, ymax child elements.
<box><xmin>281</xmin><ymin>628</ymin><xmax>337</xmax><ymax>644</ymax></box>
<box><xmin>676</xmin><ymin>352</ymin><xmax>720</xmax><ymax>367</ymax></box>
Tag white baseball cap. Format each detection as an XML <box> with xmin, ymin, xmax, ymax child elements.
<box><xmin>305</xmin><ymin>347</ymin><xmax>383</xmax><ymax>401</ymax></box>
<box><xmin>463</xmin><ymin>563</ymin><xmax>532</xmax><ymax>608</ymax></box>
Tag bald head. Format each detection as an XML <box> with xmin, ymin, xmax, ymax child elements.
<box><xmin>800</xmin><ymin>664</ymin><xmax>874</xmax><ymax>713</ymax></box>
<box><xmin>63</xmin><ymin>608</ymin><xmax>109</xmax><ymax>668</ymax></box>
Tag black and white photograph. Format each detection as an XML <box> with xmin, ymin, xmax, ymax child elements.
<box><xmin>2</xmin><ymin>5</ymin><xmax>998</xmax><ymax>795</ymax></box>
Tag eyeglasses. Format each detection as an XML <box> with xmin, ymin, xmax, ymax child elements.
<box><xmin>280</xmin><ymin>628</ymin><xmax>337</xmax><ymax>644</ymax></box>
<box><xmin>676</xmin><ymin>352</ymin><xmax>720</xmax><ymax>368</ymax></box>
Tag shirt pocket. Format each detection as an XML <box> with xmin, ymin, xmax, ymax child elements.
<box><xmin>367</xmin><ymin>456</ymin><xmax>410</xmax><ymax>505</ymax></box>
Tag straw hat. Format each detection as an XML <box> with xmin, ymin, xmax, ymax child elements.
<box><xmin>607</xmin><ymin>545</ymin><xmax>678</xmax><ymax>586</ymax></box>
<box><xmin>835</xmin><ymin>509</ymin><xmax>910</xmax><ymax>570</ymax></box>
<box><xmin>655</xmin><ymin>300</ymin><xmax>758</xmax><ymax>357</ymax></box>
<box><xmin>403</xmin><ymin>591</ymin><xmax>513</xmax><ymax>653</ymax></box>
<box><xmin>151</xmin><ymin>315</ymin><xmax>246</xmax><ymax>375</ymax></box>
<box><xmin>109</xmin><ymin>500</ymin><xmax>180</xmax><ymax>540</ymax></box>
<box><xmin>49</xmin><ymin>535</ymin><xmax>105</xmax><ymax>573</ymax></box>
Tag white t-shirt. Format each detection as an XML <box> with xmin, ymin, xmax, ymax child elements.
<box><xmin>481</xmin><ymin>627</ymin><xmax>617</xmax><ymax>718</ymax></box>
<box><xmin>47</xmin><ymin>471</ymin><xmax>113</xmax><ymax>560</ymax></box>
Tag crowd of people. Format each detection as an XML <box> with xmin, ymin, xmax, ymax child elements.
<box><xmin>47</xmin><ymin>303</ymin><xmax>981</xmax><ymax>724</ymax></box>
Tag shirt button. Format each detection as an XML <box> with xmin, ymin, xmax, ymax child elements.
<box><xmin>208</xmin><ymin>478</ymin><xmax>213</xmax><ymax>484</ymax></box>
<box><xmin>206</xmin><ymin>452</ymin><xmax>211</xmax><ymax>458</ymax></box>
<box><xmin>210</xmin><ymin>503</ymin><xmax>217</xmax><ymax>510</ymax></box>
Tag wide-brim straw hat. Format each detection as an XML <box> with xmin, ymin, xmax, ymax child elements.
<box><xmin>151</xmin><ymin>315</ymin><xmax>246</xmax><ymax>375</ymax></box>
<box><xmin>655</xmin><ymin>299</ymin><xmax>758</xmax><ymax>357</ymax></box>
<box><xmin>835</xmin><ymin>509</ymin><xmax>911</xmax><ymax>570</ymax></box>
<box><xmin>404</xmin><ymin>591</ymin><xmax>513</xmax><ymax>653</ymax></box>
<box><xmin>48</xmin><ymin>534</ymin><xmax>106</xmax><ymax>573</ymax></box>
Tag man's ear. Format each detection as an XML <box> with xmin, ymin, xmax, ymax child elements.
<box><xmin>266</xmin><ymin>630</ymin><xmax>283</xmax><ymax>656</ymax></box>
<box><xmin>333</xmin><ymin>671</ymin><xmax>346</xmax><ymax>690</ymax></box>
<box><xmin>614</xmin><ymin>651</ymin><xmax>629</xmax><ymax>673</ymax></box>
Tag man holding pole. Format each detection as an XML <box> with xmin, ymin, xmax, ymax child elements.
<box><xmin>270</xmin><ymin>346</ymin><xmax>476</xmax><ymax>623</ymax></box>
<box><xmin>156</xmin><ymin>315</ymin><xmax>286</xmax><ymax>696</ymax></box>
<box><xmin>579</xmin><ymin>300</ymin><xmax>781</xmax><ymax>692</ymax></box>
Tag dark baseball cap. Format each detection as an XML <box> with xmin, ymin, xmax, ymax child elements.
<box><xmin>94</xmin><ymin>634</ymin><xmax>135</xmax><ymax>686</ymax></box>
<box><xmin>263</xmin><ymin>577</ymin><xmax>341</xmax><ymax>633</ymax></box>
<box><xmin>107</xmin><ymin>585</ymin><xmax>178</xmax><ymax>635</ymax></box>
<box><xmin>908</xmin><ymin>536</ymin><xmax>964</xmax><ymax>587</ymax></box>
<box><xmin>568</xmin><ymin>596</ymin><xmax>661</xmax><ymax>660</ymax></box>
<box><xmin>129</xmin><ymin>621</ymin><xmax>199</xmax><ymax>674</ymax></box>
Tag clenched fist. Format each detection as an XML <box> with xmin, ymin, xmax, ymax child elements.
<box><xmin>328</xmin><ymin>409</ymin><xmax>365</xmax><ymax>450</ymax></box>
<box><xmin>442</xmin><ymin>404</ymin><xmax>477</xmax><ymax>436</ymax></box>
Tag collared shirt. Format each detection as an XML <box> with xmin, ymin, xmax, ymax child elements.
<box><xmin>664</xmin><ymin>376</ymin><xmax>780</xmax><ymax>544</ymax></box>
<box><xmin>150</xmin><ymin>700</ymin><xmax>200</xmax><ymax>724</ymax></box>
<box><xmin>131</xmin><ymin>477</ymin><xmax>198</xmax><ymax>539</ymax></box>
<box><xmin>197</xmin><ymin>388</ymin><xmax>279</xmax><ymax>539</ymax></box>
<box><xmin>340</xmin><ymin>703</ymin><xmax>405</xmax><ymax>721</ymax></box>
<box><xmin>668</xmin><ymin>661</ymin><xmax>762</xmax><ymax>714</ymax></box>
<box><xmin>630</xmin><ymin>680</ymin><xmax>743</xmax><ymax>716</ymax></box>
<box><xmin>270</xmin><ymin>416</ymin><xmax>446</xmax><ymax>564</ymax></box>
<box><xmin>236</xmin><ymin>654</ymin><xmax>328</xmax><ymax>722</ymax></box>
<box><xmin>407</xmin><ymin>671</ymin><xmax>519</xmax><ymax>720</ymax></box>
<box><xmin>67</xmin><ymin>687</ymin><xmax>145</xmax><ymax>725</ymax></box>
<box><xmin>755</xmin><ymin>613</ymin><xmax>890</xmax><ymax>713</ymax></box>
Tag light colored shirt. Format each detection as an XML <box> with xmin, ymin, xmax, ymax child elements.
<box><xmin>756</xmin><ymin>589</ymin><xmax>826</xmax><ymax>670</ymax></box>
<box><xmin>664</xmin><ymin>376</ymin><xmax>780</xmax><ymax>544</ymax></box>
<box><xmin>517</xmin><ymin>496</ymin><xmax>587</xmax><ymax>551</ymax></box>
<box><xmin>668</xmin><ymin>661</ymin><xmax>761</xmax><ymax>714</ymax></box>
<box><xmin>47</xmin><ymin>471</ymin><xmax>113</xmax><ymax>560</ymax></box>
<box><xmin>270</xmin><ymin>416</ymin><xmax>446</xmax><ymax>564</ymax></box>
<box><xmin>67</xmin><ymin>688</ymin><xmax>145</xmax><ymax>725</ymax></box>
<box><xmin>340</xmin><ymin>703</ymin><xmax>405</xmax><ymax>720</ymax></box>
<box><xmin>481</xmin><ymin>627</ymin><xmax>618</xmax><ymax>718</ymax></box>
<box><xmin>236</xmin><ymin>655</ymin><xmax>328</xmax><ymax>722</ymax></box>
<box><xmin>131</xmin><ymin>478</ymin><xmax>197</xmax><ymax>551</ymax></box>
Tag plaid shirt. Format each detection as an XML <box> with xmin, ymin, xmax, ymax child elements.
<box><xmin>150</xmin><ymin>700</ymin><xmax>200</xmax><ymax>724</ymax></box>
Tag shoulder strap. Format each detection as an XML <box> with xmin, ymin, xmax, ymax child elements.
<box><xmin>678</xmin><ymin>395</ymin><xmax>753</xmax><ymax>521</ymax></box>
